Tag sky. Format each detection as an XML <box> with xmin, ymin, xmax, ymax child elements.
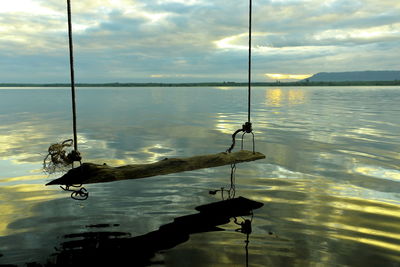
<box><xmin>0</xmin><ymin>0</ymin><xmax>399</xmax><ymax>83</ymax></box>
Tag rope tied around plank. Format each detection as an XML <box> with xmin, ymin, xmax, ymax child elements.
<box><xmin>43</xmin><ymin>0</ymin><xmax>86</xmax><ymax>200</ymax></box>
<box><xmin>43</xmin><ymin>139</ymin><xmax>81</xmax><ymax>174</ymax></box>
<box><xmin>44</xmin><ymin>0</ymin><xmax>81</xmax><ymax>172</ymax></box>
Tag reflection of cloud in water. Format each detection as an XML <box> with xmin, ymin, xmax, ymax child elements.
<box><xmin>214</xmin><ymin>113</ymin><xmax>239</xmax><ymax>135</ymax></box>
<box><xmin>265</xmin><ymin>88</ymin><xmax>308</xmax><ymax>107</ymax></box>
<box><xmin>0</xmin><ymin>122</ymin><xmax>49</xmax><ymax>162</ymax></box>
<box><xmin>0</xmin><ymin>113</ymin><xmax>75</xmax><ymax>168</ymax></box>
<box><xmin>347</xmin><ymin>127</ymin><xmax>388</xmax><ymax>138</ymax></box>
<box><xmin>114</xmin><ymin>143</ymin><xmax>178</xmax><ymax>165</ymax></box>
<box><xmin>288</xmin><ymin>89</ymin><xmax>307</xmax><ymax>105</ymax></box>
<box><xmin>213</xmin><ymin>86</ymin><xmax>244</xmax><ymax>90</ymax></box>
<box><xmin>0</xmin><ymin>180</ymin><xmax>62</xmax><ymax>236</ymax></box>
<box><xmin>242</xmin><ymin>169</ymin><xmax>400</xmax><ymax>259</ymax></box>
<box><xmin>0</xmin><ymin>174</ymin><xmax>46</xmax><ymax>186</ymax></box>
<box><xmin>90</xmin><ymin>124</ymin><xmax>219</xmax><ymax>164</ymax></box>
<box><xmin>266</xmin><ymin>88</ymin><xmax>284</xmax><ymax>107</ymax></box>
<box><xmin>352</xmin><ymin>165</ymin><xmax>400</xmax><ymax>182</ymax></box>
<box><xmin>0</xmin><ymin>115</ymin><xmax>177</xmax><ymax>168</ymax></box>
<box><xmin>141</xmin><ymin>143</ymin><xmax>176</xmax><ymax>163</ymax></box>
<box><xmin>0</xmin><ymin>107</ymin><xmax>226</xmax><ymax>180</ymax></box>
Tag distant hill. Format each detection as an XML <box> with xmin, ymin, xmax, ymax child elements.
<box><xmin>305</xmin><ymin>71</ymin><xmax>400</xmax><ymax>82</ymax></box>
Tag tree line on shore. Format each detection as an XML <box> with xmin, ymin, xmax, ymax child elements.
<box><xmin>1</xmin><ymin>80</ymin><xmax>399</xmax><ymax>87</ymax></box>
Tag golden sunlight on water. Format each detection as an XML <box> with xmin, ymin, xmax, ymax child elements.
<box><xmin>288</xmin><ymin>89</ymin><xmax>307</xmax><ymax>105</ymax></box>
<box><xmin>0</xmin><ymin>175</ymin><xmax>62</xmax><ymax>236</ymax></box>
<box><xmin>353</xmin><ymin>165</ymin><xmax>400</xmax><ymax>182</ymax></box>
<box><xmin>214</xmin><ymin>113</ymin><xmax>242</xmax><ymax>135</ymax></box>
<box><xmin>0</xmin><ymin>126</ymin><xmax>47</xmax><ymax>162</ymax></box>
<box><xmin>266</xmin><ymin>88</ymin><xmax>284</xmax><ymax>107</ymax></box>
<box><xmin>244</xmin><ymin>173</ymin><xmax>400</xmax><ymax>261</ymax></box>
<box><xmin>265</xmin><ymin>88</ymin><xmax>308</xmax><ymax>107</ymax></box>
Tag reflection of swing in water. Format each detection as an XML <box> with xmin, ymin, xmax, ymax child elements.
<box><xmin>44</xmin><ymin>0</ymin><xmax>264</xmax><ymax>200</ymax></box>
<box><xmin>43</xmin><ymin>197</ymin><xmax>263</xmax><ymax>266</ymax></box>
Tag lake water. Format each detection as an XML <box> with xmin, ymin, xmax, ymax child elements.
<box><xmin>0</xmin><ymin>86</ymin><xmax>399</xmax><ymax>266</ymax></box>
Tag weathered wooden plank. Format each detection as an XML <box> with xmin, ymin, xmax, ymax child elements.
<box><xmin>46</xmin><ymin>150</ymin><xmax>265</xmax><ymax>186</ymax></box>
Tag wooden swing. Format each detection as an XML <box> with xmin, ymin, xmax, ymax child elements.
<box><xmin>45</xmin><ymin>0</ymin><xmax>264</xmax><ymax>190</ymax></box>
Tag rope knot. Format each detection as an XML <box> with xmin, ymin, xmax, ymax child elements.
<box><xmin>226</xmin><ymin>122</ymin><xmax>255</xmax><ymax>153</ymax></box>
<box><xmin>67</xmin><ymin>150</ymin><xmax>82</xmax><ymax>163</ymax></box>
<box><xmin>242</xmin><ymin>122</ymin><xmax>252</xmax><ymax>133</ymax></box>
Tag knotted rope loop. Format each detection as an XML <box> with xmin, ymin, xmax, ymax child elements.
<box><xmin>226</xmin><ymin>122</ymin><xmax>255</xmax><ymax>154</ymax></box>
<box><xmin>60</xmin><ymin>184</ymin><xmax>89</xmax><ymax>200</ymax></box>
<box><xmin>44</xmin><ymin>139</ymin><xmax>81</xmax><ymax>173</ymax></box>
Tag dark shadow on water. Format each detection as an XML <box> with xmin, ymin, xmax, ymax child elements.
<box><xmin>7</xmin><ymin>196</ymin><xmax>263</xmax><ymax>266</ymax></box>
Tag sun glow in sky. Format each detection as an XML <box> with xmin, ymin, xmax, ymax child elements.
<box><xmin>0</xmin><ymin>0</ymin><xmax>399</xmax><ymax>83</ymax></box>
<box><xmin>265</xmin><ymin>73</ymin><xmax>312</xmax><ymax>81</ymax></box>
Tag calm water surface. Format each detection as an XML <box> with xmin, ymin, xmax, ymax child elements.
<box><xmin>0</xmin><ymin>86</ymin><xmax>399</xmax><ymax>266</ymax></box>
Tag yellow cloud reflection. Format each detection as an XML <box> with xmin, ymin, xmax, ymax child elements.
<box><xmin>150</xmin><ymin>74</ymin><xmax>166</xmax><ymax>78</ymax></box>
<box><xmin>265</xmin><ymin>88</ymin><xmax>307</xmax><ymax>107</ymax></box>
<box><xmin>326</xmin><ymin>221</ymin><xmax>400</xmax><ymax>243</ymax></box>
<box><xmin>0</xmin><ymin>121</ymin><xmax>50</xmax><ymax>164</ymax></box>
<box><xmin>0</xmin><ymin>174</ymin><xmax>46</xmax><ymax>184</ymax></box>
<box><xmin>353</xmin><ymin>165</ymin><xmax>400</xmax><ymax>182</ymax></box>
<box><xmin>214</xmin><ymin>114</ymin><xmax>239</xmax><ymax>135</ymax></box>
<box><xmin>214</xmin><ymin>87</ymin><xmax>236</xmax><ymax>90</ymax></box>
<box><xmin>0</xmin><ymin>180</ymin><xmax>62</xmax><ymax>236</ymax></box>
<box><xmin>266</xmin><ymin>88</ymin><xmax>284</xmax><ymax>107</ymax></box>
<box><xmin>141</xmin><ymin>143</ymin><xmax>176</xmax><ymax>163</ymax></box>
<box><xmin>288</xmin><ymin>89</ymin><xmax>307</xmax><ymax>105</ymax></box>
<box><xmin>330</xmin><ymin>234</ymin><xmax>400</xmax><ymax>255</ymax></box>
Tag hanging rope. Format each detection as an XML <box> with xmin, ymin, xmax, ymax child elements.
<box><xmin>64</xmin><ymin>0</ymin><xmax>85</xmax><ymax>200</ymax></box>
<box><xmin>216</xmin><ymin>0</ymin><xmax>256</xmax><ymax>203</ymax></box>
<box><xmin>67</xmin><ymin>0</ymin><xmax>80</xmax><ymax>160</ymax></box>
<box><xmin>44</xmin><ymin>0</ymin><xmax>81</xmax><ymax>170</ymax></box>
<box><xmin>209</xmin><ymin>163</ymin><xmax>237</xmax><ymax>200</ymax></box>
<box><xmin>234</xmin><ymin>211</ymin><xmax>253</xmax><ymax>267</ymax></box>
<box><xmin>227</xmin><ymin>0</ymin><xmax>254</xmax><ymax>153</ymax></box>
<box><xmin>229</xmin><ymin>4</ymin><xmax>255</xmax><ymax>259</ymax></box>
<box><xmin>247</xmin><ymin>0</ymin><xmax>252</xmax><ymax>124</ymax></box>
<box><xmin>43</xmin><ymin>0</ymin><xmax>86</xmax><ymax>200</ymax></box>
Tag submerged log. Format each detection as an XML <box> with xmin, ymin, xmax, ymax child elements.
<box><xmin>46</xmin><ymin>150</ymin><xmax>265</xmax><ymax>186</ymax></box>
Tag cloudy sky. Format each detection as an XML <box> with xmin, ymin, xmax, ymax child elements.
<box><xmin>1</xmin><ymin>0</ymin><xmax>399</xmax><ymax>83</ymax></box>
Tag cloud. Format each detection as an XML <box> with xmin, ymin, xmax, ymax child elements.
<box><xmin>265</xmin><ymin>73</ymin><xmax>312</xmax><ymax>81</ymax></box>
<box><xmin>0</xmin><ymin>0</ymin><xmax>399</xmax><ymax>83</ymax></box>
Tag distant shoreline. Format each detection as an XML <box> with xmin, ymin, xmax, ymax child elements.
<box><xmin>1</xmin><ymin>81</ymin><xmax>399</xmax><ymax>87</ymax></box>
